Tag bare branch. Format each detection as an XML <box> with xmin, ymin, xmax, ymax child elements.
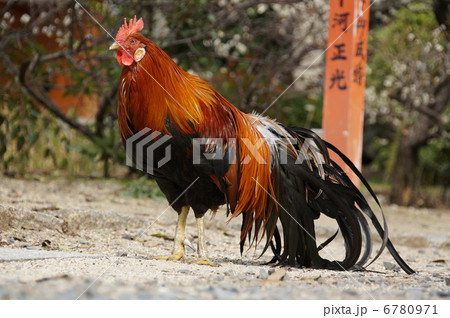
<box><xmin>19</xmin><ymin>57</ymin><xmax>96</xmax><ymax>140</ymax></box>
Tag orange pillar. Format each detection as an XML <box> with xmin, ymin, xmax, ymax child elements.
<box><xmin>322</xmin><ymin>0</ymin><xmax>370</xmax><ymax>186</ymax></box>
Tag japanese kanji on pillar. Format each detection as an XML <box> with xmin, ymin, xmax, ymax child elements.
<box><xmin>322</xmin><ymin>0</ymin><xmax>370</xmax><ymax>186</ymax></box>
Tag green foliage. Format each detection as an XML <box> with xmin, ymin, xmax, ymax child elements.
<box><xmin>119</xmin><ymin>176</ymin><xmax>164</xmax><ymax>200</ymax></box>
<box><xmin>277</xmin><ymin>95</ymin><xmax>323</xmax><ymax>129</ymax></box>
<box><xmin>367</xmin><ymin>1</ymin><xmax>446</xmax><ymax>125</ymax></box>
<box><xmin>0</xmin><ymin>84</ymin><xmax>73</xmax><ymax>174</ymax></box>
<box><xmin>416</xmin><ymin>105</ymin><xmax>450</xmax><ymax>186</ymax></box>
<box><xmin>0</xmin><ymin>95</ymin><xmax>40</xmax><ymax>173</ymax></box>
<box><xmin>0</xmin><ymin>93</ymin><xmax>112</xmax><ymax>176</ymax></box>
<box><xmin>65</xmin><ymin>119</ymin><xmax>125</xmax><ymax>177</ymax></box>
<box><xmin>417</xmin><ymin>139</ymin><xmax>450</xmax><ymax>186</ymax></box>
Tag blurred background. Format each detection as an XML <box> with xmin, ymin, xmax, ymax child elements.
<box><xmin>0</xmin><ymin>0</ymin><xmax>449</xmax><ymax>208</ymax></box>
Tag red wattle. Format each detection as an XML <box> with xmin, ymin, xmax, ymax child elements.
<box><xmin>117</xmin><ymin>50</ymin><xmax>134</xmax><ymax>66</ymax></box>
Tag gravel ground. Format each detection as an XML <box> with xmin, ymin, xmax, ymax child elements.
<box><xmin>0</xmin><ymin>177</ymin><xmax>449</xmax><ymax>300</ymax></box>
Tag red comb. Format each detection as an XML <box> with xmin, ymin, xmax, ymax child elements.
<box><xmin>115</xmin><ymin>16</ymin><xmax>144</xmax><ymax>42</ymax></box>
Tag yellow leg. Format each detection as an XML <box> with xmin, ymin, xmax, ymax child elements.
<box><xmin>190</xmin><ymin>216</ymin><xmax>218</xmax><ymax>266</ymax></box>
<box><xmin>154</xmin><ymin>206</ymin><xmax>189</xmax><ymax>261</ymax></box>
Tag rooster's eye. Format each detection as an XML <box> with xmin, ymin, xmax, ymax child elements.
<box><xmin>130</xmin><ymin>39</ymin><xmax>136</xmax><ymax>45</ymax></box>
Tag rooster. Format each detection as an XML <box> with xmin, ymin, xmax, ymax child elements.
<box><xmin>110</xmin><ymin>17</ymin><xmax>414</xmax><ymax>273</ymax></box>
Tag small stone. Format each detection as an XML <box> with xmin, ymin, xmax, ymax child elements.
<box><xmin>122</xmin><ymin>234</ymin><xmax>133</xmax><ymax>240</ymax></box>
<box><xmin>432</xmin><ymin>273</ymin><xmax>441</xmax><ymax>278</ymax></box>
<box><xmin>267</xmin><ymin>268</ymin><xmax>287</xmax><ymax>281</ymax></box>
<box><xmin>116</xmin><ymin>251</ymin><xmax>127</xmax><ymax>257</ymax></box>
<box><xmin>316</xmin><ymin>276</ymin><xmax>327</xmax><ymax>284</ymax></box>
<box><xmin>383</xmin><ymin>261</ymin><xmax>400</xmax><ymax>271</ymax></box>
<box><xmin>177</xmin><ymin>269</ymin><xmax>191</xmax><ymax>274</ymax></box>
<box><xmin>84</xmin><ymin>195</ymin><xmax>96</xmax><ymax>202</ymax></box>
<box><xmin>343</xmin><ymin>289</ymin><xmax>357</xmax><ymax>296</ymax></box>
<box><xmin>445</xmin><ymin>277</ymin><xmax>450</xmax><ymax>286</ymax></box>
<box><xmin>224</xmin><ymin>269</ymin><xmax>235</xmax><ymax>277</ymax></box>
<box><xmin>436</xmin><ymin>291</ymin><xmax>450</xmax><ymax>298</ymax></box>
<box><xmin>418</xmin><ymin>249</ymin><xmax>426</xmax><ymax>254</ymax></box>
<box><xmin>258</xmin><ymin>269</ymin><xmax>269</xmax><ymax>279</ymax></box>
<box><xmin>406</xmin><ymin>258</ymin><xmax>416</xmax><ymax>262</ymax></box>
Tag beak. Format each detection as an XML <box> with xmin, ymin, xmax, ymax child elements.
<box><xmin>109</xmin><ymin>42</ymin><xmax>120</xmax><ymax>50</ymax></box>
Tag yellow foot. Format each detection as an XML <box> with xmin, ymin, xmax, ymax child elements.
<box><xmin>153</xmin><ymin>253</ymin><xmax>185</xmax><ymax>262</ymax></box>
<box><xmin>189</xmin><ymin>258</ymin><xmax>219</xmax><ymax>267</ymax></box>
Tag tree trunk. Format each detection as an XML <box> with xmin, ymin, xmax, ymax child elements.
<box><xmin>389</xmin><ymin>137</ymin><xmax>419</xmax><ymax>205</ymax></box>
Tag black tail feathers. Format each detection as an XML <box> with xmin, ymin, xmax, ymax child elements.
<box><xmin>251</xmin><ymin>126</ymin><xmax>415</xmax><ymax>274</ymax></box>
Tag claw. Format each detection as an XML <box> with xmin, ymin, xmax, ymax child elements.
<box><xmin>189</xmin><ymin>258</ymin><xmax>219</xmax><ymax>267</ymax></box>
<box><xmin>184</xmin><ymin>238</ymin><xmax>195</xmax><ymax>252</ymax></box>
<box><xmin>153</xmin><ymin>252</ymin><xmax>185</xmax><ymax>262</ymax></box>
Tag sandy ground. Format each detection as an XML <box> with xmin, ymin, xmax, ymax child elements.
<box><xmin>0</xmin><ymin>177</ymin><xmax>449</xmax><ymax>300</ymax></box>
